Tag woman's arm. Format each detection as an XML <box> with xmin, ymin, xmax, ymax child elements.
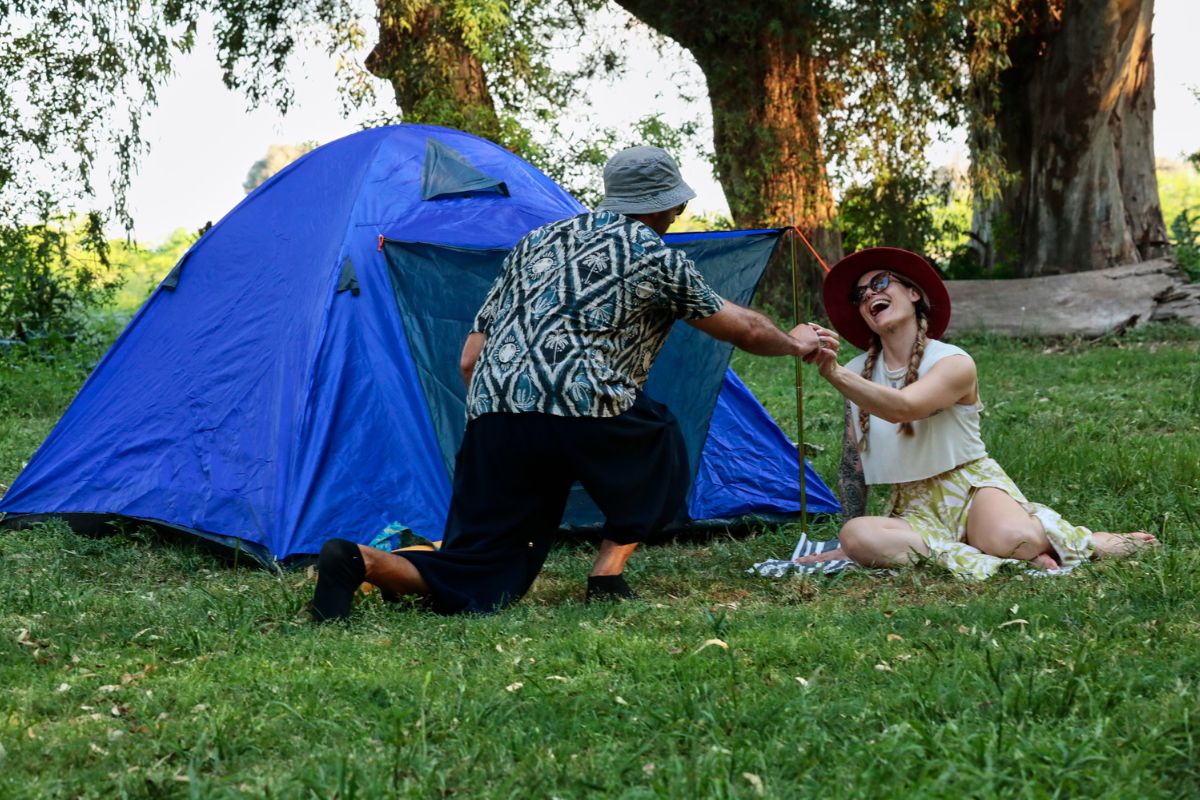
<box><xmin>816</xmin><ymin>350</ymin><xmax>976</xmax><ymax>424</ymax></box>
<box><xmin>837</xmin><ymin>398</ymin><xmax>868</xmax><ymax>518</ymax></box>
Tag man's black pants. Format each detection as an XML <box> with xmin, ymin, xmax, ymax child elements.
<box><xmin>401</xmin><ymin>392</ymin><xmax>689</xmax><ymax>614</ymax></box>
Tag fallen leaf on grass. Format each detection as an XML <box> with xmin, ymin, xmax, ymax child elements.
<box><xmin>874</xmin><ymin>663</ymin><xmax>893</xmax><ymax>672</ymax></box>
<box><xmin>16</xmin><ymin>629</ymin><xmax>48</xmax><ymax>648</ymax></box>
<box><xmin>89</xmin><ymin>743</ymin><xmax>107</xmax><ymax>756</ymax></box>
<box><xmin>505</xmin><ymin>682</ymin><xmax>524</xmax><ymax>693</ymax></box>
<box><xmin>795</xmin><ymin>676</ymin><xmax>810</xmax><ymax>687</ymax></box>
<box><xmin>545</xmin><ymin>675</ymin><xmax>568</xmax><ymax>683</ymax></box>
<box><xmin>643</xmin><ymin>763</ymin><xmax>655</xmax><ymax>776</ymax></box>
<box><xmin>121</xmin><ymin>666</ymin><xmax>155</xmax><ymax>685</ymax></box>
<box><xmin>614</xmin><ymin>696</ymin><xmax>628</xmax><ymax>706</ymax></box>
<box><xmin>696</xmin><ymin>638</ymin><xmax>729</xmax><ymax>652</ymax></box>
<box><xmin>998</xmin><ymin>619</ymin><xmax>1029</xmax><ymax>628</ymax></box>
<box><xmin>887</xmin><ymin>633</ymin><xmax>904</xmax><ymax>642</ymax></box>
<box><xmin>743</xmin><ymin>773</ymin><xmax>765</xmax><ymax>796</ymax></box>
<box><xmin>98</xmin><ymin>685</ymin><xmax>120</xmax><ymax>694</ymax></box>
<box><xmin>56</xmin><ymin>683</ymin><xmax>70</xmax><ymax>693</ymax></box>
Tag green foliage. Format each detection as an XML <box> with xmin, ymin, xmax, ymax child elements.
<box><xmin>0</xmin><ymin>207</ymin><xmax>123</xmax><ymax>341</ymax></box>
<box><xmin>835</xmin><ymin>162</ymin><xmax>1012</xmax><ymax>281</ymax></box>
<box><xmin>0</xmin><ymin>0</ymin><xmax>201</xmax><ymax>228</ymax></box>
<box><xmin>1169</xmin><ymin>210</ymin><xmax>1200</xmax><ymax>282</ymax></box>
<box><xmin>1158</xmin><ymin>159</ymin><xmax>1200</xmax><ymax>226</ymax></box>
<box><xmin>106</xmin><ymin>230</ymin><xmax>198</xmax><ymax>313</ymax></box>
<box><xmin>671</xmin><ymin>209</ymin><xmax>734</xmax><ymax>233</ymax></box>
<box><xmin>839</xmin><ymin>166</ymin><xmax>954</xmax><ymax>256</ymax></box>
<box><xmin>2</xmin><ymin>326</ymin><xmax>1199</xmax><ymax>796</ymax></box>
<box><xmin>1159</xmin><ymin>159</ymin><xmax>1200</xmax><ymax>281</ymax></box>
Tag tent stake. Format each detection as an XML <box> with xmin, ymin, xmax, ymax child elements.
<box><xmin>789</xmin><ymin>218</ymin><xmax>808</xmax><ymax>535</ymax></box>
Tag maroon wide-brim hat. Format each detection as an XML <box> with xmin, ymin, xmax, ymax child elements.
<box><xmin>822</xmin><ymin>247</ymin><xmax>951</xmax><ymax>351</ymax></box>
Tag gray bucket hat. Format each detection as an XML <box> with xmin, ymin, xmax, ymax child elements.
<box><xmin>595</xmin><ymin>146</ymin><xmax>696</xmax><ymax>215</ymax></box>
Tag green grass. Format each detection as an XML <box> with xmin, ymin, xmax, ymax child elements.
<box><xmin>2</xmin><ymin>325</ymin><xmax>1199</xmax><ymax>797</ymax></box>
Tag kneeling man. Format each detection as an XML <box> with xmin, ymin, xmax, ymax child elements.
<box><xmin>311</xmin><ymin>145</ymin><xmax>837</xmax><ymax>620</ymax></box>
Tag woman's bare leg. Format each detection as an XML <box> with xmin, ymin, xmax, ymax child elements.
<box><xmin>832</xmin><ymin>516</ymin><xmax>930</xmax><ymax>567</ymax></box>
<box><xmin>965</xmin><ymin>488</ymin><xmax>1057</xmax><ymax>568</ymax></box>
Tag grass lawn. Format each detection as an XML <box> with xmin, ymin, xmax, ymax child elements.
<box><xmin>1</xmin><ymin>324</ymin><xmax>1198</xmax><ymax>798</ymax></box>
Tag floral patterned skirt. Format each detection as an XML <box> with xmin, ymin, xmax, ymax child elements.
<box><xmin>887</xmin><ymin>457</ymin><xmax>1094</xmax><ymax>579</ymax></box>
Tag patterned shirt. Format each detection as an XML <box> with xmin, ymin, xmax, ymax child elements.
<box><xmin>467</xmin><ymin>211</ymin><xmax>724</xmax><ymax>419</ymax></box>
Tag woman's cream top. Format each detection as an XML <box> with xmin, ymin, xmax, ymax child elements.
<box><xmin>845</xmin><ymin>339</ymin><xmax>986</xmax><ymax>485</ymax></box>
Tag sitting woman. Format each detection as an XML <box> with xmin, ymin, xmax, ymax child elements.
<box><xmin>797</xmin><ymin>247</ymin><xmax>1157</xmax><ymax>578</ymax></box>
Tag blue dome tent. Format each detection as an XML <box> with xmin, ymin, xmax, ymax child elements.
<box><xmin>0</xmin><ymin>125</ymin><xmax>837</xmax><ymax>564</ymax></box>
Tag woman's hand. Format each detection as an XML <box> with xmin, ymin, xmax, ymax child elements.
<box><xmin>813</xmin><ymin>344</ymin><xmax>840</xmax><ymax>379</ymax></box>
<box><xmin>789</xmin><ymin>322</ymin><xmax>839</xmax><ymax>363</ymax></box>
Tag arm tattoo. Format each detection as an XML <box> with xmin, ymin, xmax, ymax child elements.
<box><xmin>837</xmin><ymin>399</ymin><xmax>868</xmax><ymax>518</ymax></box>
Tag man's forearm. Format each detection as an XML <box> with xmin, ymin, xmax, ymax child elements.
<box><xmin>738</xmin><ymin>309</ymin><xmax>811</xmax><ymax>357</ymax></box>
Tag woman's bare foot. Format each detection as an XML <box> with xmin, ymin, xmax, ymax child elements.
<box><xmin>793</xmin><ymin>547</ymin><xmax>849</xmax><ymax>565</ymax></box>
<box><xmin>1030</xmin><ymin>552</ymin><xmax>1060</xmax><ymax>570</ymax></box>
<box><xmin>1091</xmin><ymin>531</ymin><xmax>1160</xmax><ymax>559</ymax></box>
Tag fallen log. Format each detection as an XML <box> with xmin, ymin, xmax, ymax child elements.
<box><xmin>944</xmin><ymin>259</ymin><xmax>1199</xmax><ymax>339</ymax></box>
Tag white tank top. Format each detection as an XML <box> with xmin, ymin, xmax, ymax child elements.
<box><xmin>846</xmin><ymin>339</ymin><xmax>987</xmax><ymax>485</ymax></box>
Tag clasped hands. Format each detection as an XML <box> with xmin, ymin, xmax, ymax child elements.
<box><xmin>789</xmin><ymin>322</ymin><xmax>840</xmax><ymax>370</ymax></box>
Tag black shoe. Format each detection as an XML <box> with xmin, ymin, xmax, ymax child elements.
<box><xmin>586</xmin><ymin>574</ymin><xmax>639</xmax><ymax>604</ymax></box>
<box><xmin>310</xmin><ymin>539</ymin><xmax>366</xmax><ymax>622</ymax></box>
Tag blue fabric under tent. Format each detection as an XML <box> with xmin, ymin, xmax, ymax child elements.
<box><xmin>0</xmin><ymin>124</ymin><xmax>837</xmax><ymax>563</ymax></box>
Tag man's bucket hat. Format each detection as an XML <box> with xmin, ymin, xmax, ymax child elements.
<box><xmin>595</xmin><ymin>146</ymin><xmax>697</xmax><ymax>215</ymax></box>
<box><xmin>822</xmin><ymin>247</ymin><xmax>951</xmax><ymax>351</ymax></box>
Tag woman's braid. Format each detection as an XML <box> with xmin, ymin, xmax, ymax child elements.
<box><xmin>897</xmin><ymin>314</ymin><xmax>929</xmax><ymax>437</ymax></box>
<box><xmin>855</xmin><ymin>339</ymin><xmax>881</xmax><ymax>453</ymax></box>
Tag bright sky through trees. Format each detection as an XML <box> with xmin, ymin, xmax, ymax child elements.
<box><xmin>119</xmin><ymin>0</ymin><xmax>1198</xmax><ymax>244</ymax></box>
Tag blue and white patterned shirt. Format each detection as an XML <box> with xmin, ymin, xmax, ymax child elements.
<box><xmin>467</xmin><ymin>211</ymin><xmax>724</xmax><ymax>419</ymax></box>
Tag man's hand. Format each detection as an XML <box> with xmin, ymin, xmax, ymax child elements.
<box><xmin>788</xmin><ymin>322</ymin><xmax>839</xmax><ymax>363</ymax></box>
<box><xmin>788</xmin><ymin>322</ymin><xmax>820</xmax><ymax>360</ymax></box>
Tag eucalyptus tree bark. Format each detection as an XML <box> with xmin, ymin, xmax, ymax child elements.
<box><xmin>365</xmin><ymin>1</ymin><xmax>502</xmax><ymax>141</ymax></box>
<box><xmin>975</xmin><ymin>0</ymin><xmax>1168</xmax><ymax>276</ymax></box>
<box><xmin>611</xmin><ymin>1</ymin><xmax>843</xmax><ymax>312</ymax></box>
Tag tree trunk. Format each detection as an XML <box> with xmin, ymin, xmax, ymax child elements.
<box><xmin>975</xmin><ymin>0</ymin><xmax>1169</xmax><ymax>277</ymax></box>
<box><xmin>612</xmin><ymin>1</ymin><xmax>842</xmax><ymax>315</ymax></box>
<box><xmin>365</xmin><ymin>1</ymin><xmax>502</xmax><ymax>142</ymax></box>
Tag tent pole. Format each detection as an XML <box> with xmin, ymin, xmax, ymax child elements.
<box><xmin>789</xmin><ymin>219</ymin><xmax>808</xmax><ymax>535</ymax></box>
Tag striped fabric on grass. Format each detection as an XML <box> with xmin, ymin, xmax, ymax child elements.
<box><xmin>748</xmin><ymin>533</ymin><xmax>854</xmax><ymax>577</ymax></box>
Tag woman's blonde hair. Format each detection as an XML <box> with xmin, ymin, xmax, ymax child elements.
<box><xmin>856</xmin><ymin>281</ymin><xmax>930</xmax><ymax>453</ymax></box>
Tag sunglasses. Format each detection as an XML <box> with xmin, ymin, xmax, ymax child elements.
<box><xmin>849</xmin><ymin>272</ymin><xmax>912</xmax><ymax>305</ymax></box>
